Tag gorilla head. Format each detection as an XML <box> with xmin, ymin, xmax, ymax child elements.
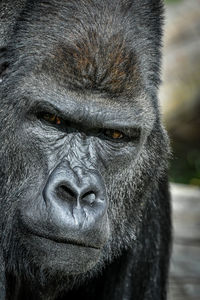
<box><xmin>0</xmin><ymin>1</ymin><xmax>171</xmax><ymax>299</ymax></box>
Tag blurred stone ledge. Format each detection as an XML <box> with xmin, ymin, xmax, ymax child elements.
<box><xmin>168</xmin><ymin>183</ymin><xmax>200</xmax><ymax>300</ymax></box>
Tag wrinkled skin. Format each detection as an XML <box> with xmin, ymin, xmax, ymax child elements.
<box><xmin>0</xmin><ymin>1</ymin><xmax>171</xmax><ymax>299</ymax></box>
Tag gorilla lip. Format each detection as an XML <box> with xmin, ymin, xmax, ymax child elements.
<box><xmin>31</xmin><ymin>232</ymin><xmax>101</xmax><ymax>250</ymax></box>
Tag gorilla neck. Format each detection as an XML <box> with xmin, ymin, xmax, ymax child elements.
<box><xmin>6</xmin><ymin>272</ymin><xmax>82</xmax><ymax>300</ymax></box>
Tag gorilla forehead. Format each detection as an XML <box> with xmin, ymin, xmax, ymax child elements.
<box><xmin>41</xmin><ymin>33</ymin><xmax>140</xmax><ymax>95</ymax></box>
<box><xmin>8</xmin><ymin>0</ymin><xmax>161</xmax><ymax>96</ymax></box>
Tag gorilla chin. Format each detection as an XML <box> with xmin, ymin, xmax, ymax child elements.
<box><xmin>21</xmin><ymin>232</ymin><xmax>102</xmax><ymax>275</ymax></box>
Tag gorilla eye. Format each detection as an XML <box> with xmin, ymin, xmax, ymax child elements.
<box><xmin>39</xmin><ymin>112</ymin><xmax>62</xmax><ymax>125</ymax></box>
<box><xmin>103</xmin><ymin>129</ymin><xmax>124</xmax><ymax>140</ymax></box>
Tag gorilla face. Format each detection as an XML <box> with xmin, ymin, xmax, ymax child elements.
<box><xmin>0</xmin><ymin>68</ymin><xmax>157</xmax><ymax>277</ymax></box>
<box><xmin>0</xmin><ymin>0</ymin><xmax>169</xmax><ymax>294</ymax></box>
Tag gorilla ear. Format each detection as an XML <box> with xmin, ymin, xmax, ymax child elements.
<box><xmin>0</xmin><ymin>47</ymin><xmax>9</xmax><ymax>81</ymax></box>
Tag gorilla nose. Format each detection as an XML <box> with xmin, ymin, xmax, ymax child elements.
<box><xmin>43</xmin><ymin>162</ymin><xmax>107</xmax><ymax>231</ymax></box>
<box><xmin>56</xmin><ymin>181</ymin><xmax>99</xmax><ymax>207</ymax></box>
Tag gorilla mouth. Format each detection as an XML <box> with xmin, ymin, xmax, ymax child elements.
<box><xmin>19</xmin><ymin>215</ymin><xmax>103</xmax><ymax>250</ymax></box>
<box><xmin>32</xmin><ymin>232</ymin><xmax>101</xmax><ymax>250</ymax></box>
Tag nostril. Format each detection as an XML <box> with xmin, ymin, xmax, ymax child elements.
<box><xmin>56</xmin><ymin>185</ymin><xmax>76</xmax><ymax>200</ymax></box>
<box><xmin>81</xmin><ymin>191</ymin><xmax>96</xmax><ymax>205</ymax></box>
<box><xmin>55</xmin><ymin>183</ymin><xmax>98</xmax><ymax>206</ymax></box>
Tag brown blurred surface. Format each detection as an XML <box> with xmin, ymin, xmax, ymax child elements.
<box><xmin>168</xmin><ymin>183</ymin><xmax>200</xmax><ymax>300</ymax></box>
<box><xmin>160</xmin><ymin>0</ymin><xmax>200</xmax><ymax>144</ymax></box>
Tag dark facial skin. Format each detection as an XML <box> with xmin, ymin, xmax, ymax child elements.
<box><xmin>0</xmin><ymin>1</ymin><xmax>171</xmax><ymax>299</ymax></box>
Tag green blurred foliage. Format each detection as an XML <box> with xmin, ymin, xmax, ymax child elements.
<box><xmin>165</xmin><ymin>0</ymin><xmax>182</xmax><ymax>3</ymax></box>
<box><xmin>169</xmin><ymin>142</ymin><xmax>200</xmax><ymax>186</ymax></box>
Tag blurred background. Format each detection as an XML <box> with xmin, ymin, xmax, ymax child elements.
<box><xmin>161</xmin><ymin>0</ymin><xmax>200</xmax><ymax>299</ymax></box>
<box><xmin>161</xmin><ymin>0</ymin><xmax>200</xmax><ymax>187</ymax></box>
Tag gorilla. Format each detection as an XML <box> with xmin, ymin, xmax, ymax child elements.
<box><xmin>0</xmin><ymin>0</ymin><xmax>171</xmax><ymax>299</ymax></box>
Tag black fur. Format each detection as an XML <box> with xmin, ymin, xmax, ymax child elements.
<box><xmin>0</xmin><ymin>1</ymin><xmax>171</xmax><ymax>299</ymax></box>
